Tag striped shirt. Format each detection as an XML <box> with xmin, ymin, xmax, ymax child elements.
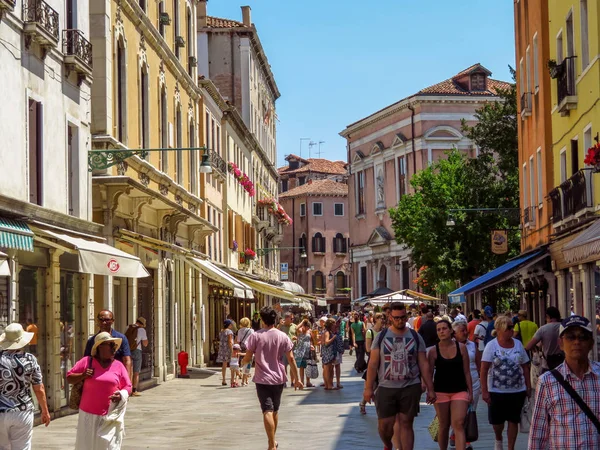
<box><xmin>528</xmin><ymin>361</ymin><xmax>600</xmax><ymax>450</ymax></box>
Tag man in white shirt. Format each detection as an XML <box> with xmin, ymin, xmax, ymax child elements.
<box><xmin>129</xmin><ymin>317</ymin><xmax>149</xmax><ymax>396</ymax></box>
<box><xmin>454</xmin><ymin>306</ymin><xmax>467</xmax><ymax>323</ymax></box>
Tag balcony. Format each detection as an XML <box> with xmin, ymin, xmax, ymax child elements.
<box><xmin>0</xmin><ymin>0</ymin><xmax>16</xmax><ymax>19</ymax></box>
<box><xmin>523</xmin><ymin>206</ymin><xmax>530</xmax><ymax>226</ymax></box>
<box><xmin>520</xmin><ymin>92</ymin><xmax>532</xmax><ymax>118</ymax></box>
<box><xmin>22</xmin><ymin>0</ymin><xmax>59</xmax><ymax>57</ymax></box>
<box><xmin>550</xmin><ymin>168</ymin><xmax>594</xmax><ymax>230</ymax></box>
<box><xmin>523</xmin><ymin>205</ymin><xmax>536</xmax><ymax>228</ymax></box>
<box><xmin>557</xmin><ymin>57</ymin><xmax>577</xmax><ymax>116</ymax></box>
<box><xmin>62</xmin><ymin>29</ymin><xmax>92</xmax><ymax>84</ymax></box>
<box><xmin>208</xmin><ymin>149</ymin><xmax>227</xmax><ymax>177</ymax></box>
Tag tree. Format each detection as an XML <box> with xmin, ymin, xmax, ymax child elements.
<box><xmin>389</xmin><ymin>75</ymin><xmax>518</xmax><ymax>296</ymax></box>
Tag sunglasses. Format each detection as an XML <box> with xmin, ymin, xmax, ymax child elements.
<box><xmin>98</xmin><ymin>318</ymin><xmax>113</xmax><ymax>323</ymax></box>
<box><xmin>506</xmin><ymin>325</ymin><xmax>514</xmax><ymax>330</ymax></box>
<box><xmin>391</xmin><ymin>315</ymin><xmax>408</xmax><ymax>321</ymax></box>
<box><xmin>563</xmin><ymin>333</ymin><xmax>592</xmax><ymax>342</ymax></box>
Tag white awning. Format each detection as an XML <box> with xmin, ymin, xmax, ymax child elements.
<box><xmin>38</xmin><ymin>230</ymin><xmax>149</xmax><ymax>278</ymax></box>
<box><xmin>237</xmin><ymin>276</ymin><xmax>296</xmax><ymax>301</ymax></box>
<box><xmin>189</xmin><ymin>257</ymin><xmax>254</xmax><ymax>299</ymax></box>
<box><xmin>0</xmin><ymin>251</ymin><xmax>9</xmax><ymax>276</ymax></box>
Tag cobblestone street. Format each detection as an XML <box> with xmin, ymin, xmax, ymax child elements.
<box><xmin>32</xmin><ymin>359</ymin><xmax>529</xmax><ymax>449</ymax></box>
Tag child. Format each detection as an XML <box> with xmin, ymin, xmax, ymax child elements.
<box><xmin>241</xmin><ymin>357</ymin><xmax>252</xmax><ymax>386</ymax></box>
<box><xmin>230</xmin><ymin>344</ymin><xmax>244</xmax><ymax>387</ymax></box>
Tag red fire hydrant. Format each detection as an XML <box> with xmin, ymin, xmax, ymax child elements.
<box><xmin>177</xmin><ymin>350</ymin><xmax>190</xmax><ymax>378</ymax></box>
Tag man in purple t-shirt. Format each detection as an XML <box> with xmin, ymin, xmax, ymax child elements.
<box><xmin>241</xmin><ymin>306</ymin><xmax>303</xmax><ymax>450</ymax></box>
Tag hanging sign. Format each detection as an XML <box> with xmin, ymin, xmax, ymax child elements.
<box><xmin>280</xmin><ymin>262</ymin><xmax>289</xmax><ymax>280</ymax></box>
<box><xmin>491</xmin><ymin>230</ymin><xmax>508</xmax><ymax>254</ymax></box>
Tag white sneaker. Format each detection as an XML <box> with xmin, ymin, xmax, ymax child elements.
<box><xmin>494</xmin><ymin>440</ymin><xmax>503</xmax><ymax>450</ymax></box>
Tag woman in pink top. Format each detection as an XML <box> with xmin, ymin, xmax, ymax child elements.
<box><xmin>67</xmin><ymin>332</ymin><xmax>132</xmax><ymax>450</ymax></box>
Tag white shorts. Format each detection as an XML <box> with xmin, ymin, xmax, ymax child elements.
<box><xmin>0</xmin><ymin>409</ymin><xmax>34</xmax><ymax>450</ymax></box>
<box><xmin>334</xmin><ymin>353</ymin><xmax>343</xmax><ymax>365</ymax></box>
<box><xmin>242</xmin><ymin>363</ymin><xmax>252</xmax><ymax>375</ymax></box>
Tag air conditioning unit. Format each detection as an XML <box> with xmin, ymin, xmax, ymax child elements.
<box><xmin>175</xmin><ymin>36</ymin><xmax>185</xmax><ymax>47</ymax></box>
<box><xmin>188</xmin><ymin>55</ymin><xmax>197</xmax><ymax>66</ymax></box>
<box><xmin>159</xmin><ymin>12</ymin><xmax>171</xmax><ymax>25</ymax></box>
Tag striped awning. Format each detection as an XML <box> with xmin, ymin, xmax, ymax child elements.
<box><xmin>0</xmin><ymin>218</ymin><xmax>34</xmax><ymax>252</ymax></box>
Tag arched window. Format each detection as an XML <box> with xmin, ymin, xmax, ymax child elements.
<box><xmin>298</xmin><ymin>233</ymin><xmax>307</xmax><ymax>252</ymax></box>
<box><xmin>378</xmin><ymin>265</ymin><xmax>388</xmax><ymax>288</ymax></box>
<box><xmin>116</xmin><ymin>38</ymin><xmax>127</xmax><ymax>144</ymax></box>
<box><xmin>312</xmin><ymin>232</ymin><xmax>325</xmax><ymax>253</ymax></box>
<box><xmin>188</xmin><ymin>120</ymin><xmax>196</xmax><ymax>194</ymax></box>
<box><xmin>313</xmin><ymin>271</ymin><xmax>325</xmax><ymax>293</ymax></box>
<box><xmin>140</xmin><ymin>65</ymin><xmax>149</xmax><ymax>151</ymax></box>
<box><xmin>333</xmin><ymin>233</ymin><xmax>347</xmax><ymax>253</ymax></box>
<box><xmin>159</xmin><ymin>86</ymin><xmax>168</xmax><ymax>172</ymax></box>
<box><xmin>335</xmin><ymin>271</ymin><xmax>347</xmax><ymax>291</ymax></box>
<box><xmin>175</xmin><ymin>105</ymin><xmax>183</xmax><ymax>184</ymax></box>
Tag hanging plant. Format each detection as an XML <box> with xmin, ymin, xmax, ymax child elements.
<box><xmin>584</xmin><ymin>142</ymin><xmax>600</xmax><ymax>170</ymax></box>
<box><xmin>227</xmin><ymin>162</ymin><xmax>255</xmax><ymax>197</ymax></box>
<box><xmin>257</xmin><ymin>198</ymin><xmax>293</xmax><ymax>225</ymax></box>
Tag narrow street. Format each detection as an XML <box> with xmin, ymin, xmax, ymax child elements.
<box><xmin>32</xmin><ymin>359</ymin><xmax>529</xmax><ymax>450</ymax></box>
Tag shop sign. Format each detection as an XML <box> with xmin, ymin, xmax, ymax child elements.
<box><xmin>491</xmin><ymin>230</ymin><xmax>508</xmax><ymax>254</ymax></box>
<box><xmin>280</xmin><ymin>262</ymin><xmax>289</xmax><ymax>280</ymax></box>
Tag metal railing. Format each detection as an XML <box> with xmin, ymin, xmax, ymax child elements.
<box><xmin>523</xmin><ymin>206</ymin><xmax>530</xmax><ymax>225</ymax></box>
<box><xmin>549</xmin><ymin>188</ymin><xmax>562</xmax><ymax>224</ymax></box>
<box><xmin>209</xmin><ymin>149</ymin><xmax>227</xmax><ymax>175</ymax></box>
<box><xmin>22</xmin><ymin>0</ymin><xmax>59</xmax><ymax>40</ymax></box>
<box><xmin>557</xmin><ymin>56</ymin><xmax>577</xmax><ymax>105</ymax></box>
<box><xmin>62</xmin><ymin>29</ymin><xmax>92</xmax><ymax>68</ymax></box>
<box><xmin>520</xmin><ymin>92</ymin><xmax>532</xmax><ymax>113</ymax></box>
<box><xmin>549</xmin><ymin>168</ymin><xmax>594</xmax><ymax>225</ymax></box>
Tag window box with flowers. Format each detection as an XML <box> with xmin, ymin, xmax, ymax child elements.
<box><xmin>228</xmin><ymin>162</ymin><xmax>255</xmax><ymax>197</ymax></box>
<box><xmin>244</xmin><ymin>248</ymin><xmax>256</xmax><ymax>260</ymax></box>
<box><xmin>257</xmin><ymin>198</ymin><xmax>292</xmax><ymax>226</ymax></box>
<box><xmin>584</xmin><ymin>142</ymin><xmax>600</xmax><ymax>172</ymax></box>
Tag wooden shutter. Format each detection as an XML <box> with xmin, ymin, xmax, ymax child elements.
<box><xmin>250</xmin><ymin>226</ymin><xmax>256</xmax><ymax>251</ymax></box>
<box><xmin>342</xmin><ymin>237</ymin><xmax>347</xmax><ymax>253</ymax></box>
<box><xmin>312</xmin><ymin>274</ymin><xmax>316</xmax><ymax>292</ymax></box>
<box><xmin>228</xmin><ymin>209</ymin><xmax>234</xmax><ymax>248</ymax></box>
<box><xmin>321</xmin><ymin>236</ymin><xmax>326</xmax><ymax>253</ymax></box>
<box><xmin>312</xmin><ymin>236</ymin><xmax>316</xmax><ymax>253</ymax></box>
<box><xmin>235</xmin><ymin>214</ymin><xmax>243</xmax><ymax>248</ymax></box>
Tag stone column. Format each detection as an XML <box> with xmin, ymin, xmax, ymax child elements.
<box><xmin>46</xmin><ymin>249</ymin><xmax>64</xmax><ymax>412</ymax></box>
<box><xmin>153</xmin><ymin>258</ymin><xmax>164</xmax><ymax>383</ymax></box>
<box><xmin>580</xmin><ymin>264</ymin><xmax>594</xmax><ymax>319</ymax></box>
<box><xmin>570</xmin><ymin>267</ymin><xmax>582</xmax><ymax>316</ymax></box>
<box><xmin>555</xmin><ymin>270</ymin><xmax>566</xmax><ymax>318</ymax></box>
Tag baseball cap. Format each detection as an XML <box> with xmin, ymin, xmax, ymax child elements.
<box><xmin>224</xmin><ymin>319</ymin><xmax>233</xmax><ymax>328</ymax></box>
<box><xmin>484</xmin><ymin>306</ymin><xmax>494</xmax><ymax>318</ymax></box>
<box><xmin>559</xmin><ymin>315</ymin><xmax>593</xmax><ymax>336</ymax></box>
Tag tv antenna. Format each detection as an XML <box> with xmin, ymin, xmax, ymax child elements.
<box><xmin>316</xmin><ymin>141</ymin><xmax>325</xmax><ymax>158</ymax></box>
<box><xmin>308</xmin><ymin>141</ymin><xmax>317</xmax><ymax>158</ymax></box>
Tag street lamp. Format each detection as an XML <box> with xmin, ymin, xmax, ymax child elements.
<box><xmin>199</xmin><ymin>149</ymin><xmax>212</xmax><ymax>174</ymax></box>
<box><xmin>446</xmin><ymin>216</ymin><xmax>456</xmax><ymax>227</ymax></box>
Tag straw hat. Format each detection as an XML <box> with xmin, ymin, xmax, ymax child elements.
<box><xmin>91</xmin><ymin>332</ymin><xmax>122</xmax><ymax>356</ymax></box>
<box><xmin>0</xmin><ymin>323</ymin><xmax>34</xmax><ymax>350</ymax></box>
<box><xmin>136</xmin><ymin>317</ymin><xmax>147</xmax><ymax>327</ymax></box>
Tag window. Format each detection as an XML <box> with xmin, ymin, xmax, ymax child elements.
<box><xmin>471</xmin><ymin>73</ymin><xmax>486</xmax><ymax>91</ymax></box>
<box><xmin>280</xmin><ymin>179</ymin><xmax>288</xmax><ymax>192</ymax></box>
<box><xmin>189</xmin><ymin>122</ymin><xmax>196</xmax><ymax>194</ymax></box>
<box><xmin>28</xmin><ymin>99</ymin><xmax>43</xmax><ymax>206</ymax></box>
<box><xmin>313</xmin><ymin>271</ymin><xmax>325</xmax><ymax>293</ymax></box>
<box><xmin>536</xmin><ymin>148</ymin><xmax>543</xmax><ymax>205</ymax></box>
<box><xmin>289</xmin><ymin>160</ymin><xmax>299</xmax><ymax>170</ymax></box>
<box><xmin>140</xmin><ymin>67</ymin><xmax>149</xmax><ymax>150</ymax></box>
<box><xmin>519</xmin><ymin>58</ymin><xmax>525</xmax><ymax>95</ymax></box>
<box><xmin>357</xmin><ymin>171</ymin><xmax>365</xmax><ymax>214</ymax></box>
<box><xmin>523</xmin><ymin>164</ymin><xmax>528</xmax><ymax>208</ymax></box>
<box><xmin>557</xmin><ymin>31</ymin><xmax>563</xmax><ymax>63</ymax></box>
<box><xmin>533</xmin><ymin>34</ymin><xmax>539</xmax><ymax>90</ymax></box>
<box><xmin>159</xmin><ymin>2</ymin><xmax>165</xmax><ymax>37</ymax></box>
<box><xmin>312</xmin><ymin>202</ymin><xmax>323</xmax><ymax>216</ymax></box>
<box><xmin>335</xmin><ymin>271</ymin><xmax>347</xmax><ymax>292</ymax></box>
<box><xmin>360</xmin><ymin>266</ymin><xmax>367</xmax><ymax>296</ymax></box>
<box><xmin>186</xmin><ymin>7</ymin><xmax>192</xmax><ymax>76</ymax></box>
<box><xmin>173</xmin><ymin>0</ymin><xmax>180</xmax><ymax>58</ymax></box>
<box><xmin>176</xmin><ymin>106</ymin><xmax>182</xmax><ymax>184</ymax></box>
<box><xmin>566</xmin><ymin>13</ymin><xmax>574</xmax><ymax>58</ymax></box>
<box><xmin>116</xmin><ymin>39</ymin><xmax>127</xmax><ymax>144</ymax></box>
<box><xmin>160</xmin><ymin>87</ymin><xmax>168</xmax><ymax>172</ymax></box>
<box><xmin>529</xmin><ymin>157</ymin><xmax>535</xmax><ymax>211</ymax></box>
<box><xmin>298</xmin><ymin>234</ymin><xmax>307</xmax><ymax>253</ymax></box>
<box><xmin>298</xmin><ymin>176</ymin><xmax>306</xmax><ymax>186</ymax></box>
<box><xmin>334</xmin><ymin>203</ymin><xmax>344</xmax><ymax>216</ymax></box>
<box><xmin>333</xmin><ymin>233</ymin><xmax>347</xmax><ymax>253</ymax></box>
<box><xmin>139</xmin><ymin>0</ymin><xmax>146</xmax><ymax>12</ymax></box>
<box><xmin>378</xmin><ymin>265</ymin><xmax>388</xmax><ymax>288</ymax></box>
<box><xmin>312</xmin><ymin>232</ymin><xmax>325</xmax><ymax>253</ymax></box>
<box><xmin>560</xmin><ymin>149</ymin><xmax>567</xmax><ymax>183</ymax></box>
<box><xmin>526</xmin><ymin>46</ymin><xmax>531</xmax><ymax>93</ymax></box>
<box><xmin>299</xmin><ymin>203</ymin><xmax>306</xmax><ymax>217</ymax></box>
<box><xmin>401</xmin><ymin>261</ymin><xmax>410</xmax><ymax>290</ymax></box>
<box><xmin>581</xmin><ymin>0</ymin><xmax>589</xmax><ymax>68</ymax></box>
<box><xmin>571</xmin><ymin>138</ymin><xmax>579</xmax><ymax>175</ymax></box>
<box><xmin>583</xmin><ymin>127</ymin><xmax>592</xmax><ymax>159</ymax></box>
<box><xmin>67</xmin><ymin>124</ymin><xmax>79</xmax><ymax>216</ymax></box>
<box><xmin>397</xmin><ymin>156</ymin><xmax>406</xmax><ymax>199</ymax></box>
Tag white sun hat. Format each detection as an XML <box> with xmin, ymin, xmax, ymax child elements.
<box><xmin>91</xmin><ymin>332</ymin><xmax>122</xmax><ymax>356</ymax></box>
<box><xmin>0</xmin><ymin>323</ymin><xmax>35</xmax><ymax>350</ymax></box>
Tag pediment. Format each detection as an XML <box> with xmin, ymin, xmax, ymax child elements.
<box><xmin>370</xmin><ymin>141</ymin><xmax>385</xmax><ymax>155</ymax></box>
<box><xmin>392</xmin><ymin>132</ymin><xmax>408</xmax><ymax>147</ymax></box>
<box><xmin>424</xmin><ymin>126</ymin><xmax>463</xmax><ymax>141</ymax></box>
<box><xmin>352</xmin><ymin>150</ymin><xmax>365</xmax><ymax>163</ymax></box>
<box><xmin>367</xmin><ymin>226</ymin><xmax>393</xmax><ymax>247</ymax></box>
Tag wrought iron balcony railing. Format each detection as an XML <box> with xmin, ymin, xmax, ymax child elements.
<box><xmin>63</xmin><ymin>29</ymin><xmax>92</xmax><ymax>70</ymax></box>
<box><xmin>549</xmin><ymin>188</ymin><xmax>562</xmax><ymax>224</ymax></box>
<box><xmin>523</xmin><ymin>206</ymin><xmax>530</xmax><ymax>225</ymax></box>
<box><xmin>209</xmin><ymin>149</ymin><xmax>227</xmax><ymax>176</ymax></box>
<box><xmin>520</xmin><ymin>92</ymin><xmax>532</xmax><ymax>117</ymax></box>
<box><xmin>557</xmin><ymin>56</ymin><xmax>577</xmax><ymax>113</ymax></box>
<box><xmin>22</xmin><ymin>0</ymin><xmax>59</xmax><ymax>44</ymax></box>
<box><xmin>549</xmin><ymin>168</ymin><xmax>594</xmax><ymax>227</ymax></box>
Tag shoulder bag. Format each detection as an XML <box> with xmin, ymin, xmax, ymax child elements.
<box><xmin>464</xmin><ymin>405</ymin><xmax>479</xmax><ymax>442</ymax></box>
<box><xmin>69</xmin><ymin>356</ymin><xmax>93</xmax><ymax>410</ymax></box>
<box><xmin>551</xmin><ymin>369</ymin><xmax>600</xmax><ymax>434</ymax></box>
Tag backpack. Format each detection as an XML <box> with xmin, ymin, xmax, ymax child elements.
<box><xmin>238</xmin><ymin>328</ymin><xmax>251</xmax><ymax>352</ymax></box>
<box><xmin>484</xmin><ymin>320</ymin><xmax>495</xmax><ymax>345</ymax></box>
<box><xmin>125</xmin><ymin>324</ymin><xmax>138</xmax><ymax>352</ymax></box>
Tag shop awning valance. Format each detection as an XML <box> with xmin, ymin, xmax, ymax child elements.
<box><xmin>448</xmin><ymin>250</ymin><xmax>546</xmax><ymax>302</ymax></box>
<box><xmin>237</xmin><ymin>276</ymin><xmax>296</xmax><ymax>301</ymax></box>
<box><xmin>0</xmin><ymin>218</ymin><xmax>34</xmax><ymax>252</ymax></box>
<box><xmin>563</xmin><ymin>220</ymin><xmax>600</xmax><ymax>264</ymax></box>
<box><xmin>36</xmin><ymin>229</ymin><xmax>150</xmax><ymax>278</ymax></box>
<box><xmin>0</xmin><ymin>251</ymin><xmax>10</xmax><ymax>276</ymax></box>
<box><xmin>189</xmin><ymin>257</ymin><xmax>253</xmax><ymax>299</ymax></box>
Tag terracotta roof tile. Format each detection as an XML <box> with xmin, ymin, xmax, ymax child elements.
<box><xmin>279</xmin><ymin>180</ymin><xmax>348</xmax><ymax>199</ymax></box>
<box><xmin>278</xmin><ymin>158</ymin><xmax>347</xmax><ymax>176</ymax></box>
<box><xmin>418</xmin><ymin>64</ymin><xmax>510</xmax><ymax>96</ymax></box>
<box><xmin>206</xmin><ymin>16</ymin><xmax>246</xmax><ymax>28</ymax></box>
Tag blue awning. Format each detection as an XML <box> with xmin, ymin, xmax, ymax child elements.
<box><xmin>0</xmin><ymin>218</ymin><xmax>34</xmax><ymax>252</ymax></box>
<box><xmin>448</xmin><ymin>250</ymin><xmax>546</xmax><ymax>301</ymax></box>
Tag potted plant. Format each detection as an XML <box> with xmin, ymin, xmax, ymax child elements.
<box><xmin>547</xmin><ymin>59</ymin><xmax>562</xmax><ymax>79</ymax></box>
<box><xmin>232</xmin><ymin>240</ymin><xmax>238</xmax><ymax>251</ymax></box>
<box><xmin>244</xmin><ymin>248</ymin><xmax>256</xmax><ymax>260</ymax></box>
<box><xmin>584</xmin><ymin>142</ymin><xmax>600</xmax><ymax>171</ymax></box>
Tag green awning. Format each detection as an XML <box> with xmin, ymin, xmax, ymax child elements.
<box><xmin>0</xmin><ymin>218</ymin><xmax>34</xmax><ymax>252</ymax></box>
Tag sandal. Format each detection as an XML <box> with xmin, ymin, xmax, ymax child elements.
<box><xmin>306</xmin><ymin>383</ymin><xmax>315</xmax><ymax>388</ymax></box>
<box><xmin>222</xmin><ymin>381</ymin><xmax>227</xmax><ymax>386</ymax></box>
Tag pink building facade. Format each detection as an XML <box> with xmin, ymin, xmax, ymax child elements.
<box><xmin>339</xmin><ymin>64</ymin><xmax>511</xmax><ymax>299</ymax></box>
<box><xmin>278</xmin><ymin>157</ymin><xmax>350</xmax><ymax>312</ymax></box>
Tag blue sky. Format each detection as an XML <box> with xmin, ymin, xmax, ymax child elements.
<box><xmin>207</xmin><ymin>0</ymin><xmax>516</xmax><ymax>167</ymax></box>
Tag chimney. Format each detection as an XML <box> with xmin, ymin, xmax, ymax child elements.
<box><xmin>198</xmin><ymin>0</ymin><xmax>207</xmax><ymax>28</ymax></box>
<box><xmin>241</xmin><ymin>6</ymin><xmax>251</xmax><ymax>26</ymax></box>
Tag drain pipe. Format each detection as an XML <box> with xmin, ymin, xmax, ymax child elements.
<box><xmin>407</xmin><ymin>104</ymin><xmax>416</xmax><ymax>179</ymax></box>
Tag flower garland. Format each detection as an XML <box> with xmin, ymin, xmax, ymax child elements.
<box><xmin>257</xmin><ymin>198</ymin><xmax>293</xmax><ymax>225</ymax></box>
<box><xmin>227</xmin><ymin>162</ymin><xmax>255</xmax><ymax>197</ymax></box>
<box><xmin>584</xmin><ymin>142</ymin><xmax>600</xmax><ymax>167</ymax></box>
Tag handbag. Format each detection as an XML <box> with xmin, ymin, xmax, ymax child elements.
<box><xmin>69</xmin><ymin>356</ymin><xmax>93</xmax><ymax>410</ymax></box>
<box><xmin>464</xmin><ymin>405</ymin><xmax>479</xmax><ymax>442</ymax></box>
<box><xmin>306</xmin><ymin>349</ymin><xmax>319</xmax><ymax>379</ymax></box>
<box><xmin>551</xmin><ymin>369</ymin><xmax>600</xmax><ymax>434</ymax></box>
<box><xmin>428</xmin><ymin>415</ymin><xmax>439</xmax><ymax>442</ymax></box>
<box><xmin>520</xmin><ymin>398</ymin><xmax>531</xmax><ymax>433</ymax></box>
